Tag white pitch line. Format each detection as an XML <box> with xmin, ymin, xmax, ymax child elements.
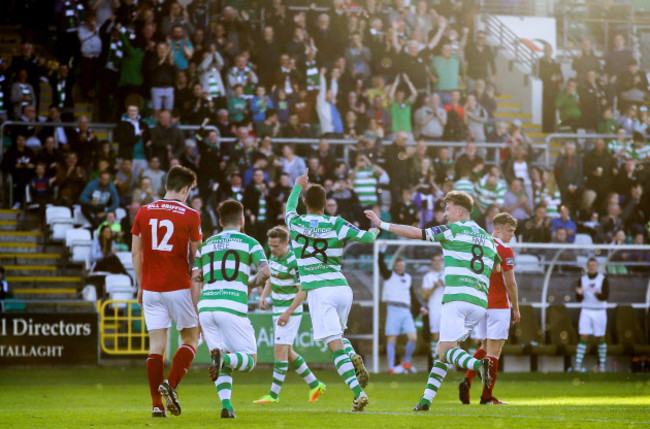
<box><xmin>254</xmin><ymin>407</ymin><xmax>650</xmax><ymax>424</ymax></box>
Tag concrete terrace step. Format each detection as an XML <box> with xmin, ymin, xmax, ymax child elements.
<box><xmin>0</xmin><ymin>209</ymin><xmax>20</xmax><ymax>221</ymax></box>
<box><xmin>0</xmin><ymin>219</ymin><xmax>18</xmax><ymax>231</ymax></box>
<box><xmin>3</xmin><ymin>265</ymin><xmax>58</xmax><ymax>276</ymax></box>
<box><xmin>0</xmin><ymin>253</ymin><xmax>62</xmax><ymax>265</ymax></box>
<box><xmin>5</xmin><ymin>276</ymin><xmax>82</xmax><ymax>283</ymax></box>
<box><xmin>494</xmin><ymin>112</ymin><xmax>533</xmax><ymax>119</ymax></box>
<box><xmin>527</xmin><ymin>132</ymin><xmax>548</xmax><ymax>138</ymax></box>
<box><xmin>0</xmin><ymin>242</ymin><xmax>38</xmax><ymax>252</ymax></box>
<box><xmin>497</xmin><ymin>102</ymin><xmax>521</xmax><ymax>109</ymax></box>
<box><xmin>12</xmin><ymin>288</ymin><xmax>79</xmax><ymax>299</ymax></box>
<box><xmin>0</xmin><ymin>231</ymin><xmax>41</xmax><ymax>243</ymax></box>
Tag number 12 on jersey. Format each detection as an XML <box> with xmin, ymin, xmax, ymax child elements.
<box><xmin>149</xmin><ymin>218</ymin><xmax>174</xmax><ymax>252</ymax></box>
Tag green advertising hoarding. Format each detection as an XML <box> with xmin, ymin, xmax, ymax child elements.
<box><xmin>167</xmin><ymin>312</ymin><xmax>331</xmax><ymax>364</ymax></box>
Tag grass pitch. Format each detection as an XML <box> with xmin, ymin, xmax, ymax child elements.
<box><xmin>0</xmin><ymin>367</ymin><xmax>648</xmax><ymax>428</ymax></box>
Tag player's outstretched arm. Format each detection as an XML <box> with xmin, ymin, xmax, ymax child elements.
<box><xmin>364</xmin><ymin>209</ymin><xmax>423</xmax><ymax>239</ymax></box>
<box><xmin>285</xmin><ymin>169</ymin><xmax>309</xmax><ymax>221</ymax></box>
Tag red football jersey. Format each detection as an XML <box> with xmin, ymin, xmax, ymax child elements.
<box><xmin>487</xmin><ymin>237</ymin><xmax>515</xmax><ymax>309</ymax></box>
<box><xmin>131</xmin><ymin>199</ymin><xmax>202</xmax><ymax>292</ymax></box>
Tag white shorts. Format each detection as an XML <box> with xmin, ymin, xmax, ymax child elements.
<box><xmin>439</xmin><ymin>301</ymin><xmax>486</xmax><ymax>343</ymax></box>
<box><xmin>307</xmin><ymin>286</ymin><xmax>352</xmax><ymax>342</ymax></box>
<box><xmin>143</xmin><ymin>289</ymin><xmax>198</xmax><ymax>331</ymax></box>
<box><xmin>474</xmin><ymin>308</ymin><xmax>512</xmax><ymax>341</ymax></box>
<box><xmin>579</xmin><ymin>309</ymin><xmax>607</xmax><ymax>337</ymax></box>
<box><xmin>273</xmin><ymin>313</ymin><xmax>302</xmax><ymax>345</ymax></box>
<box><xmin>429</xmin><ymin>305</ymin><xmax>442</xmax><ymax>334</ymax></box>
<box><xmin>199</xmin><ymin>311</ymin><xmax>257</xmax><ymax>355</ymax></box>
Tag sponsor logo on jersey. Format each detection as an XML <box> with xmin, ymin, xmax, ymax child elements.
<box><xmin>506</xmin><ymin>258</ymin><xmax>515</xmax><ymax>266</ymax></box>
<box><xmin>430</xmin><ymin>226</ymin><xmax>444</xmax><ymax>235</ymax></box>
<box><xmin>309</xmin><ymin>219</ymin><xmax>318</xmax><ymax>228</ymax></box>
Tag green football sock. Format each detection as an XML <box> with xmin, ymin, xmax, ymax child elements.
<box><xmin>290</xmin><ymin>355</ymin><xmax>320</xmax><ymax>389</ymax></box>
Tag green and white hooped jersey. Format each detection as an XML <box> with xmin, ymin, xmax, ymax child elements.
<box><xmin>608</xmin><ymin>139</ymin><xmax>629</xmax><ymax>156</ymax></box>
<box><xmin>352</xmin><ymin>167</ymin><xmax>379</xmax><ymax>207</ymax></box>
<box><xmin>194</xmin><ymin>229</ymin><xmax>267</xmax><ymax>317</ymax></box>
<box><xmin>474</xmin><ymin>176</ymin><xmax>507</xmax><ymax>211</ymax></box>
<box><xmin>454</xmin><ymin>178</ymin><xmax>475</xmax><ymax>196</ymax></box>
<box><xmin>269</xmin><ymin>251</ymin><xmax>302</xmax><ymax>316</ymax></box>
<box><xmin>423</xmin><ymin>220</ymin><xmax>501</xmax><ymax>309</ymax></box>
<box><xmin>285</xmin><ymin>185</ymin><xmax>378</xmax><ymax>291</ymax></box>
<box><xmin>626</xmin><ymin>144</ymin><xmax>650</xmax><ymax>161</ymax></box>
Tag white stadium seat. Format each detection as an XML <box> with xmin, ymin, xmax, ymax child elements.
<box><xmin>115</xmin><ymin>207</ymin><xmax>127</xmax><ymax>222</ymax></box>
<box><xmin>66</xmin><ymin>228</ymin><xmax>93</xmax><ymax>267</ymax></box>
<box><xmin>73</xmin><ymin>205</ymin><xmax>91</xmax><ymax>227</ymax></box>
<box><xmin>105</xmin><ymin>274</ymin><xmax>133</xmax><ymax>294</ymax></box>
<box><xmin>115</xmin><ymin>251</ymin><xmax>134</xmax><ymax>269</ymax></box>
<box><xmin>46</xmin><ymin>206</ymin><xmax>75</xmax><ymax>240</ymax></box>
<box><xmin>514</xmin><ymin>254</ymin><xmax>544</xmax><ymax>273</ymax></box>
<box><xmin>574</xmin><ymin>234</ymin><xmax>593</xmax><ymax>246</ymax></box>
<box><xmin>81</xmin><ymin>285</ymin><xmax>98</xmax><ymax>303</ymax></box>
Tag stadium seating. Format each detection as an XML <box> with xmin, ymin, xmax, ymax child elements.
<box><xmin>45</xmin><ymin>206</ymin><xmax>75</xmax><ymax>241</ymax></box>
<box><xmin>514</xmin><ymin>254</ymin><xmax>544</xmax><ymax>273</ymax></box>
<box><xmin>115</xmin><ymin>208</ymin><xmax>127</xmax><ymax>222</ymax></box>
<box><xmin>546</xmin><ymin>304</ymin><xmax>579</xmax><ymax>357</ymax></box>
<box><xmin>504</xmin><ymin>305</ymin><xmax>557</xmax><ymax>370</ymax></box>
<box><xmin>72</xmin><ymin>205</ymin><xmax>91</xmax><ymax>228</ymax></box>
<box><xmin>105</xmin><ymin>274</ymin><xmax>134</xmax><ymax>310</ymax></box>
<box><xmin>65</xmin><ymin>228</ymin><xmax>93</xmax><ymax>267</ymax></box>
<box><xmin>574</xmin><ymin>234</ymin><xmax>593</xmax><ymax>246</ymax></box>
<box><xmin>615</xmin><ymin>306</ymin><xmax>650</xmax><ymax>355</ymax></box>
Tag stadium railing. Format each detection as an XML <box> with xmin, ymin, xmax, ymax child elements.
<box><xmin>369</xmin><ymin>240</ymin><xmax>650</xmax><ymax>373</ymax></box>
<box><xmin>99</xmin><ymin>299</ymin><xmax>148</xmax><ymax>355</ymax></box>
<box><xmin>545</xmin><ymin>132</ymin><xmax>618</xmax><ymax>153</ymax></box>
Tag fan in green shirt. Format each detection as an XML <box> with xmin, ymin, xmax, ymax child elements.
<box><xmin>389</xmin><ymin>73</ymin><xmax>417</xmax><ymax>133</ymax></box>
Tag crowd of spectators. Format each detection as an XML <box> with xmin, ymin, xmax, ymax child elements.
<box><xmin>0</xmin><ymin>0</ymin><xmax>649</xmax><ymax>248</ymax></box>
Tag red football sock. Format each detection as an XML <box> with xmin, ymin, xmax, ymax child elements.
<box><xmin>481</xmin><ymin>356</ymin><xmax>499</xmax><ymax>400</ymax></box>
<box><xmin>465</xmin><ymin>348</ymin><xmax>487</xmax><ymax>384</ymax></box>
<box><xmin>167</xmin><ymin>344</ymin><xmax>196</xmax><ymax>389</ymax></box>
<box><xmin>147</xmin><ymin>353</ymin><xmax>164</xmax><ymax>409</ymax></box>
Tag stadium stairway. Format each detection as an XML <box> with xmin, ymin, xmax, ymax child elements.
<box><xmin>0</xmin><ymin>209</ymin><xmax>84</xmax><ymax>306</ymax></box>
<box><xmin>493</xmin><ymin>94</ymin><xmax>553</xmax><ymax>163</ymax></box>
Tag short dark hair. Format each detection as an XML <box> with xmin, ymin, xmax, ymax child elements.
<box><xmin>304</xmin><ymin>184</ymin><xmax>327</xmax><ymax>211</ymax></box>
<box><xmin>166</xmin><ymin>165</ymin><xmax>197</xmax><ymax>192</ymax></box>
<box><xmin>587</xmin><ymin>257</ymin><xmax>598</xmax><ymax>265</ymax></box>
<box><xmin>218</xmin><ymin>200</ymin><xmax>244</xmax><ymax>226</ymax></box>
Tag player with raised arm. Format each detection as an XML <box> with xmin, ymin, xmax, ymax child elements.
<box><xmin>365</xmin><ymin>191</ymin><xmax>501</xmax><ymax>411</ymax></box>
<box><xmin>131</xmin><ymin>165</ymin><xmax>203</xmax><ymax>418</ymax></box>
<box><xmin>459</xmin><ymin>212</ymin><xmax>521</xmax><ymax>405</ymax></box>
<box><xmin>254</xmin><ymin>226</ymin><xmax>327</xmax><ymax>404</ymax></box>
<box><xmin>285</xmin><ymin>169</ymin><xmax>379</xmax><ymax>412</ymax></box>
<box><xmin>192</xmin><ymin>200</ymin><xmax>271</xmax><ymax>419</ymax></box>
